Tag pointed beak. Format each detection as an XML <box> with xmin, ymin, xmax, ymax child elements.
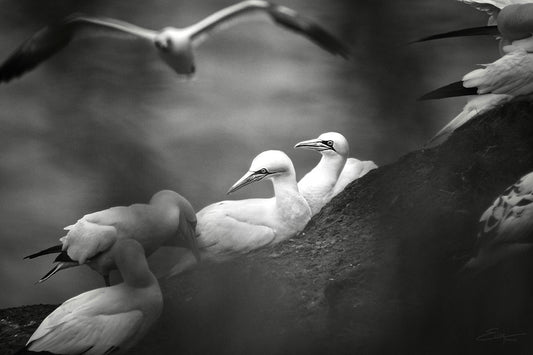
<box><xmin>294</xmin><ymin>138</ymin><xmax>328</xmax><ymax>151</ymax></box>
<box><xmin>227</xmin><ymin>171</ymin><xmax>268</xmax><ymax>194</ymax></box>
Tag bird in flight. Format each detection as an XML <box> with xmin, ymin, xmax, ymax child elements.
<box><xmin>0</xmin><ymin>0</ymin><xmax>350</xmax><ymax>83</ymax></box>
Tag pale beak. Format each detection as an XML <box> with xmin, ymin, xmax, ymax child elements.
<box><xmin>294</xmin><ymin>138</ymin><xmax>329</xmax><ymax>151</ymax></box>
<box><xmin>227</xmin><ymin>171</ymin><xmax>268</xmax><ymax>194</ymax></box>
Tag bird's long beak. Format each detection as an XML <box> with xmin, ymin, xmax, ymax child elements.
<box><xmin>294</xmin><ymin>138</ymin><xmax>330</xmax><ymax>151</ymax></box>
<box><xmin>227</xmin><ymin>170</ymin><xmax>268</xmax><ymax>194</ymax></box>
<box><xmin>410</xmin><ymin>25</ymin><xmax>500</xmax><ymax>44</ymax></box>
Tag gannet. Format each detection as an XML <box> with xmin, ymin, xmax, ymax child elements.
<box><xmin>332</xmin><ymin>158</ymin><xmax>378</xmax><ymax>196</ymax></box>
<box><xmin>166</xmin><ymin>150</ymin><xmax>311</xmax><ymax>277</ymax></box>
<box><xmin>294</xmin><ymin>132</ymin><xmax>377</xmax><ymax>215</ymax></box>
<box><xmin>464</xmin><ymin>172</ymin><xmax>533</xmax><ymax>272</ymax></box>
<box><xmin>20</xmin><ymin>239</ymin><xmax>163</xmax><ymax>355</ymax></box>
<box><xmin>0</xmin><ymin>0</ymin><xmax>350</xmax><ymax>83</ymax></box>
<box><xmin>25</xmin><ymin>190</ymin><xmax>199</xmax><ymax>285</ymax></box>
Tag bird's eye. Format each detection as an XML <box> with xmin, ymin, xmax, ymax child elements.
<box><xmin>326</xmin><ymin>140</ymin><xmax>334</xmax><ymax>147</ymax></box>
<box><xmin>259</xmin><ymin>168</ymin><xmax>268</xmax><ymax>174</ymax></box>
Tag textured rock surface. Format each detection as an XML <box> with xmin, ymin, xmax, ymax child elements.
<box><xmin>3</xmin><ymin>100</ymin><xmax>533</xmax><ymax>354</ymax></box>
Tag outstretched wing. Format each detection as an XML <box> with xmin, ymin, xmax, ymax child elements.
<box><xmin>187</xmin><ymin>0</ymin><xmax>350</xmax><ymax>58</ymax></box>
<box><xmin>0</xmin><ymin>14</ymin><xmax>157</xmax><ymax>83</ymax></box>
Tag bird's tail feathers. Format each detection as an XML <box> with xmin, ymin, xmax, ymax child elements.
<box><xmin>37</xmin><ymin>262</ymin><xmax>78</xmax><ymax>284</ymax></box>
<box><xmin>24</xmin><ymin>244</ymin><xmax>63</xmax><ymax>260</ymax></box>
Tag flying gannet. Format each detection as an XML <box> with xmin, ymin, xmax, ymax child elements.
<box><xmin>166</xmin><ymin>150</ymin><xmax>311</xmax><ymax>277</ymax></box>
<box><xmin>0</xmin><ymin>0</ymin><xmax>350</xmax><ymax>83</ymax></box>
<box><xmin>19</xmin><ymin>239</ymin><xmax>163</xmax><ymax>355</ymax></box>
<box><xmin>464</xmin><ymin>171</ymin><xmax>533</xmax><ymax>272</ymax></box>
<box><xmin>25</xmin><ymin>190</ymin><xmax>199</xmax><ymax>286</ymax></box>
<box><xmin>294</xmin><ymin>132</ymin><xmax>376</xmax><ymax>215</ymax></box>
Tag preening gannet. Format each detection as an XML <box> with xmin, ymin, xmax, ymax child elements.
<box><xmin>464</xmin><ymin>172</ymin><xmax>533</xmax><ymax>272</ymax></box>
<box><xmin>166</xmin><ymin>150</ymin><xmax>311</xmax><ymax>277</ymax></box>
<box><xmin>294</xmin><ymin>132</ymin><xmax>377</xmax><ymax>215</ymax></box>
<box><xmin>20</xmin><ymin>239</ymin><xmax>163</xmax><ymax>355</ymax></box>
<box><xmin>25</xmin><ymin>190</ymin><xmax>199</xmax><ymax>285</ymax></box>
<box><xmin>0</xmin><ymin>0</ymin><xmax>350</xmax><ymax>83</ymax></box>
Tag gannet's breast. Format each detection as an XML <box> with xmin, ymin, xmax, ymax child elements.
<box><xmin>298</xmin><ymin>168</ymin><xmax>337</xmax><ymax>215</ymax></box>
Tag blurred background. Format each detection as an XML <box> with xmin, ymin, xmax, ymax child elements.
<box><xmin>0</xmin><ymin>0</ymin><xmax>499</xmax><ymax>307</ymax></box>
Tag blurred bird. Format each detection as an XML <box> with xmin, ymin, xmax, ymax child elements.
<box><xmin>419</xmin><ymin>4</ymin><xmax>533</xmax><ymax>142</ymax></box>
<box><xmin>464</xmin><ymin>172</ymin><xmax>533</xmax><ymax>272</ymax></box>
<box><xmin>18</xmin><ymin>239</ymin><xmax>162</xmax><ymax>355</ymax></box>
<box><xmin>411</xmin><ymin>0</ymin><xmax>532</xmax><ymax>43</ymax></box>
<box><xmin>0</xmin><ymin>0</ymin><xmax>350</xmax><ymax>83</ymax></box>
<box><xmin>425</xmin><ymin>94</ymin><xmax>511</xmax><ymax>146</ymax></box>
<box><xmin>25</xmin><ymin>190</ymin><xmax>199</xmax><ymax>285</ymax></box>
<box><xmin>295</xmin><ymin>132</ymin><xmax>376</xmax><ymax>215</ymax></box>
<box><xmin>167</xmin><ymin>150</ymin><xmax>311</xmax><ymax>277</ymax></box>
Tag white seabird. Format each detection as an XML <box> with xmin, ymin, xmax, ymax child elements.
<box><xmin>419</xmin><ymin>4</ymin><xmax>533</xmax><ymax>143</ymax></box>
<box><xmin>166</xmin><ymin>150</ymin><xmax>311</xmax><ymax>277</ymax></box>
<box><xmin>25</xmin><ymin>190</ymin><xmax>199</xmax><ymax>285</ymax></box>
<box><xmin>20</xmin><ymin>239</ymin><xmax>163</xmax><ymax>355</ymax></box>
<box><xmin>294</xmin><ymin>132</ymin><xmax>376</xmax><ymax>215</ymax></box>
<box><xmin>0</xmin><ymin>0</ymin><xmax>350</xmax><ymax>83</ymax></box>
<box><xmin>465</xmin><ymin>171</ymin><xmax>533</xmax><ymax>272</ymax></box>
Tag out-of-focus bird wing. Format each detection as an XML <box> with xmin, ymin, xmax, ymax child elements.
<box><xmin>27</xmin><ymin>308</ymin><xmax>143</xmax><ymax>354</ymax></box>
<box><xmin>0</xmin><ymin>15</ymin><xmax>157</xmax><ymax>83</ymax></box>
<box><xmin>462</xmin><ymin>48</ymin><xmax>533</xmax><ymax>95</ymax></box>
<box><xmin>187</xmin><ymin>0</ymin><xmax>350</xmax><ymax>58</ymax></box>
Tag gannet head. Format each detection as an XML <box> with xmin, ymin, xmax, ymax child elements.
<box><xmin>294</xmin><ymin>132</ymin><xmax>349</xmax><ymax>158</ymax></box>
<box><xmin>150</xmin><ymin>190</ymin><xmax>199</xmax><ymax>260</ymax></box>
<box><xmin>155</xmin><ymin>28</ymin><xmax>196</xmax><ymax>75</ymax></box>
<box><xmin>227</xmin><ymin>150</ymin><xmax>294</xmax><ymax>194</ymax></box>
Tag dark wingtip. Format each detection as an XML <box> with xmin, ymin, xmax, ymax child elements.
<box><xmin>24</xmin><ymin>244</ymin><xmax>63</xmax><ymax>260</ymax></box>
<box><xmin>419</xmin><ymin>81</ymin><xmax>479</xmax><ymax>101</ymax></box>
<box><xmin>410</xmin><ymin>25</ymin><xmax>500</xmax><ymax>44</ymax></box>
<box><xmin>268</xmin><ymin>3</ymin><xmax>351</xmax><ymax>59</ymax></box>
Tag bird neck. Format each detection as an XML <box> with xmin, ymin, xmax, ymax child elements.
<box><xmin>114</xmin><ymin>241</ymin><xmax>158</xmax><ymax>289</ymax></box>
<box><xmin>271</xmin><ymin>171</ymin><xmax>300</xmax><ymax>205</ymax></box>
<box><xmin>316</xmin><ymin>153</ymin><xmax>346</xmax><ymax>179</ymax></box>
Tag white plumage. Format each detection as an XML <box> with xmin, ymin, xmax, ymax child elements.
<box><xmin>25</xmin><ymin>190</ymin><xmax>199</xmax><ymax>285</ymax></box>
<box><xmin>465</xmin><ymin>172</ymin><xmax>533</xmax><ymax>271</ymax></box>
<box><xmin>295</xmin><ymin>132</ymin><xmax>377</xmax><ymax>215</ymax></box>
<box><xmin>0</xmin><ymin>0</ymin><xmax>349</xmax><ymax>83</ymax></box>
<box><xmin>23</xmin><ymin>239</ymin><xmax>162</xmax><ymax>355</ymax></box>
<box><xmin>332</xmin><ymin>158</ymin><xmax>378</xmax><ymax>196</ymax></box>
<box><xmin>167</xmin><ymin>150</ymin><xmax>311</xmax><ymax>277</ymax></box>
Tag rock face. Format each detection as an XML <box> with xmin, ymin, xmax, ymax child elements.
<box><xmin>3</xmin><ymin>100</ymin><xmax>533</xmax><ymax>354</ymax></box>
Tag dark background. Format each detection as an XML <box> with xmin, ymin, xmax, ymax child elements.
<box><xmin>0</xmin><ymin>0</ymin><xmax>497</xmax><ymax>306</ymax></box>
